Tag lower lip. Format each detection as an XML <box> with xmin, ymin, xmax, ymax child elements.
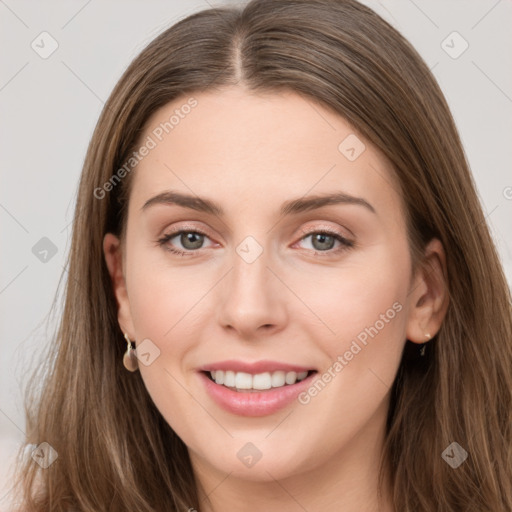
<box><xmin>199</xmin><ymin>371</ymin><xmax>317</xmax><ymax>417</ymax></box>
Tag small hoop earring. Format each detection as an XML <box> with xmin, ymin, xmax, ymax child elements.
<box><xmin>123</xmin><ymin>333</ymin><xmax>139</xmax><ymax>372</ymax></box>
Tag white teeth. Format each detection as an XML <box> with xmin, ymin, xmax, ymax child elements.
<box><xmin>235</xmin><ymin>372</ymin><xmax>253</xmax><ymax>389</ymax></box>
<box><xmin>271</xmin><ymin>371</ymin><xmax>285</xmax><ymax>387</ymax></box>
<box><xmin>285</xmin><ymin>371</ymin><xmax>297</xmax><ymax>385</ymax></box>
<box><xmin>209</xmin><ymin>369</ymin><xmax>311</xmax><ymax>390</ymax></box>
<box><xmin>253</xmin><ymin>372</ymin><xmax>272</xmax><ymax>390</ymax></box>
<box><xmin>224</xmin><ymin>370</ymin><xmax>236</xmax><ymax>387</ymax></box>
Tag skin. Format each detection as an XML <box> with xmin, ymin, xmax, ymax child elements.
<box><xmin>103</xmin><ymin>86</ymin><xmax>448</xmax><ymax>512</ymax></box>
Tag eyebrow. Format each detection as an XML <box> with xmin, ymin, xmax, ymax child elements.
<box><xmin>141</xmin><ymin>190</ymin><xmax>376</xmax><ymax>216</ymax></box>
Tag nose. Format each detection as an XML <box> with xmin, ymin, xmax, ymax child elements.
<box><xmin>216</xmin><ymin>245</ymin><xmax>288</xmax><ymax>340</ymax></box>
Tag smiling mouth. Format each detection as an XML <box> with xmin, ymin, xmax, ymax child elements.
<box><xmin>203</xmin><ymin>369</ymin><xmax>317</xmax><ymax>392</ymax></box>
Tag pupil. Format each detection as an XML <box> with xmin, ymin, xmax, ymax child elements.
<box><xmin>182</xmin><ymin>232</ymin><xmax>203</xmax><ymax>250</ymax></box>
<box><xmin>313</xmin><ymin>233</ymin><xmax>334</xmax><ymax>251</ymax></box>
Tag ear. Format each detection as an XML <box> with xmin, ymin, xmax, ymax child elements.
<box><xmin>103</xmin><ymin>232</ymin><xmax>135</xmax><ymax>339</ymax></box>
<box><xmin>406</xmin><ymin>238</ymin><xmax>449</xmax><ymax>344</ymax></box>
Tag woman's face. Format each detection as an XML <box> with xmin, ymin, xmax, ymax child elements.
<box><xmin>105</xmin><ymin>87</ymin><xmax>430</xmax><ymax>484</ymax></box>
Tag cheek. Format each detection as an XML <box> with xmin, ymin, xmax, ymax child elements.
<box><xmin>290</xmin><ymin>245</ymin><xmax>410</xmax><ymax>354</ymax></box>
<box><xmin>286</xmin><ymin>252</ymin><xmax>408</xmax><ymax>455</ymax></box>
<box><xmin>124</xmin><ymin>254</ymin><xmax>211</xmax><ymax>437</ymax></box>
<box><xmin>286</xmin><ymin>247</ymin><xmax>410</xmax><ymax>430</ymax></box>
<box><xmin>126</xmin><ymin>243</ymin><xmax>210</xmax><ymax>343</ymax></box>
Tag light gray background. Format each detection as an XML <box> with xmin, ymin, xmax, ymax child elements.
<box><xmin>1</xmin><ymin>0</ymin><xmax>511</xmax><ymax>505</ymax></box>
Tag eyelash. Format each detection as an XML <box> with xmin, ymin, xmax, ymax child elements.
<box><xmin>157</xmin><ymin>228</ymin><xmax>354</xmax><ymax>257</ymax></box>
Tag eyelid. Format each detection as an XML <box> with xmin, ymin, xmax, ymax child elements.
<box><xmin>160</xmin><ymin>223</ymin><xmax>215</xmax><ymax>241</ymax></box>
<box><xmin>295</xmin><ymin>224</ymin><xmax>352</xmax><ymax>242</ymax></box>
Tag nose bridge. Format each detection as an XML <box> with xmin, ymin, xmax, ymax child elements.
<box><xmin>216</xmin><ymin>236</ymin><xmax>286</xmax><ymax>337</ymax></box>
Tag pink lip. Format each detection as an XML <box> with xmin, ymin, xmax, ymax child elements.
<box><xmin>198</xmin><ymin>370</ymin><xmax>317</xmax><ymax>417</ymax></box>
<box><xmin>198</xmin><ymin>359</ymin><xmax>315</xmax><ymax>374</ymax></box>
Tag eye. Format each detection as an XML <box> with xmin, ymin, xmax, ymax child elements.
<box><xmin>296</xmin><ymin>229</ymin><xmax>354</xmax><ymax>254</ymax></box>
<box><xmin>157</xmin><ymin>229</ymin><xmax>214</xmax><ymax>256</ymax></box>
<box><xmin>157</xmin><ymin>227</ymin><xmax>354</xmax><ymax>257</ymax></box>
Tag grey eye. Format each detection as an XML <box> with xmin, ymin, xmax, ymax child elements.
<box><xmin>179</xmin><ymin>232</ymin><xmax>205</xmax><ymax>250</ymax></box>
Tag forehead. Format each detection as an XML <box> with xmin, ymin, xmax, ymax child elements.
<box><xmin>128</xmin><ymin>87</ymin><xmax>403</xmax><ymax>221</ymax></box>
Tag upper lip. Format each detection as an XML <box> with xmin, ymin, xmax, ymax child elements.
<box><xmin>198</xmin><ymin>360</ymin><xmax>316</xmax><ymax>374</ymax></box>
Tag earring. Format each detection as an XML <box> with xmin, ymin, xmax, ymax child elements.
<box><xmin>123</xmin><ymin>333</ymin><xmax>139</xmax><ymax>372</ymax></box>
<box><xmin>419</xmin><ymin>333</ymin><xmax>432</xmax><ymax>357</ymax></box>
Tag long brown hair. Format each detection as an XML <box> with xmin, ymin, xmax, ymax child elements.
<box><xmin>11</xmin><ymin>0</ymin><xmax>512</xmax><ymax>510</ymax></box>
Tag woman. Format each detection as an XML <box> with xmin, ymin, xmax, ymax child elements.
<box><xmin>11</xmin><ymin>0</ymin><xmax>512</xmax><ymax>510</ymax></box>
